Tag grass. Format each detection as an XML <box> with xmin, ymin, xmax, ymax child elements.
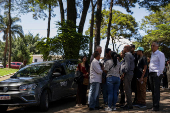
<box><xmin>0</xmin><ymin>68</ymin><xmax>18</xmax><ymax>76</ymax></box>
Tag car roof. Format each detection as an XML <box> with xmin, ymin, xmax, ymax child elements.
<box><xmin>30</xmin><ymin>59</ymin><xmax>78</xmax><ymax>65</ymax></box>
<box><xmin>11</xmin><ymin>62</ymin><xmax>22</xmax><ymax>63</ymax></box>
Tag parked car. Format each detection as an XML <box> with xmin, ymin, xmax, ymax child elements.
<box><xmin>0</xmin><ymin>63</ymin><xmax>4</xmax><ymax>68</ymax></box>
<box><xmin>6</xmin><ymin>62</ymin><xmax>22</xmax><ymax>69</ymax></box>
<box><xmin>0</xmin><ymin>60</ymin><xmax>78</xmax><ymax>112</ymax></box>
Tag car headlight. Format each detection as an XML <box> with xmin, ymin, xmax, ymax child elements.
<box><xmin>19</xmin><ymin>84</ymin><xmax>37</xmax><ymax>91</ymax></box>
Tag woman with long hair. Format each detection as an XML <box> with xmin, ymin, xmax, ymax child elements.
<box><xmin>76</xmin><ymin>55</ymin><xmax>89</xmax><ymax>106</ymax></box>
<box><xmin>104</xmin><ymin>52</ymin><xmax>121</xmax><ymax>111</ymax></box>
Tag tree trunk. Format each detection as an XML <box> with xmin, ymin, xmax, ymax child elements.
<box><xmin>112</xmin><ymin>36</ymin><xmax>115</xmax><ymax>51</ymax></box>
<box><xmin>58</xmin><ymin>0</ymin><xmax>65</xmax><ymax>22</ymax></box>
<box><xmin>3</xmin><ymin>34</ymin><xmax>8</xmax><ymax>68</ymax></box>
<box><xmin>67</xmin><ymin>0</ymin><xmax>76</xmax><ymax>25</ymax></box>
<box><xmin>47</xmin><ymin>4</ymin><xmax>51</xmax><ymax>38</ymax></box>
<box><xmin>8</xmin><ymin>0</ymin><xmax>11</xmax><ymax>68</ymax></box>
<box><xmin>78</xmin><ymin>0</ymin><xmax>90</xmax><ymax>34</ymax></box>
<box><xmin>94</xmin><ymin>0</ymin><xmax>102</xmax><ymax>51</ymax></box>
<box><xmin>89</xmin><ymin>0</ymin><xmax>96</xmax><ymax>58</ymax></box>
<box><xmin>104</xmin><ymin>0</ymin><xmax>113</xmax><ymax>56</ymax></box>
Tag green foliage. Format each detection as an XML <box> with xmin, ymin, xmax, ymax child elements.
<box><xmin>0</xmin><ymin>13</ymin><xmax>24</xmax><ymax>41</ymax></box>
<box><xmin>101</xmin><ymin>9</ymin><xmax>138</xmax><ymax>39</ymax></box>
<box><xmin>12</xmin><ymin>37</ymin><xmax>30</xmax><ymax>62</ymax></box>
<box><xmin>140</xmin><ymin>4</ymin><xmax>170</xmax><ymax>33</ymax></box>
<box><xmin>24</xmin><ymin>33</ymin><xmax>41</xmax><ymax>54</ymax></box>
<box><xmin>0</xmin><ymin>40</ymin><xmax>5</xmax><ymax>62</ymax></box>
<box><xmin>28</xmin><ymin>55</ymin><xmax>33</xmax><ymax>64</ymax></box>
<box><xmin>135</xmin><ymin>4</ymin><xmax>170</xmax><ymax>58</ymax></box>
<box><xmin>85</xmin><ymin>9</ymin><xmax>138</xmax><ymax>49</ymax></box>
<box><xmin>36</xmin><ymin>37</ymin><xmax>54</xmax><ymax>61</ymax></box>
<box><xmin>36</xmin><ymin>20</ymin><xmax>89</xmax><ymax>60</ymax></box>
<box><xmin>56</xmin><ymin>20</ymin><xmax>89</xmax><ymax>59</ymax></box>
<box><xmin>138</xmin><ymin>0</ymin><xmax>170</xmax><ymax>11</ymax></box>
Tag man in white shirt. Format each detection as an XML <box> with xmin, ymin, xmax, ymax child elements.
<box><xmin>149</xmin><ymin>42</ymin><xmax>165</xmax><ymax>111</ymax></box>
<box><xmin>89</xmin><ymin>51</ymin><xmax>104</xmax><ymax>110</ymax></box>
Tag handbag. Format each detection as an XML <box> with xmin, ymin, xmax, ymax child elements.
<box><xmin>83</xmin><ymin>78</ymin><xmax>89</xmax><ymax>85</ymax></box>
<box><xmin>74</xmin><ymin>71</ymin><xmax>84</xmax><ymax>84</ymax></box>
<box><xmin>74</xmin><ymin>64</ymin><xmax>84</xmax><ymax>84</ymax></box>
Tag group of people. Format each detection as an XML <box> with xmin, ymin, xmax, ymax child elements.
<box><xmin>75</xmin><ymin>42</ymin><xmax>166</xmax><ymax>111</ymax></box>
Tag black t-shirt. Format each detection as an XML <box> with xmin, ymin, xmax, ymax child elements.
<box><xmin>136</xmin><ymin>56</ymin><xmax>148</xmax><ymax>78</ymax></box>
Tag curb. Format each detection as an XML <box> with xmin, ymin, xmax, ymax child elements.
<box><xmin>0</xmin><ymin>72</ymin><xmax>16</xmax><ymax>78</ymax></box>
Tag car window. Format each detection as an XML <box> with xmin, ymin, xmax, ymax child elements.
<box><xmin>11</xmin><ymin>63</ymin><xmax>54</xmax><ymax>78</ymax></box>
<box><xmin>53</xmin><ymin>65</ymin><xmax>66</xmax><ymax>75</ymax></box>
<box><xmin>65</xmin><ymin>60</ymin><xmax>79</xmax><ymax>74</ymax></box>
<box><xmin>11</xmin><ymin>63</ymin><xmax>15</xmax><ymax>65</ymax></box>
<box><xmin>17</xmin><ymin>63</ymin><xmax>21</xmax><ymax>65</ymax></box>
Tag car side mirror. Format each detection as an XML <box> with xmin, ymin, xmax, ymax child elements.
<box><xmin>52</xmin><ymin>72</ymin><xmax>61</xmax><ymax>77</ymax></box>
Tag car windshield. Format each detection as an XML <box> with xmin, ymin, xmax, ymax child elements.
<box><xmin>11</xmin><ymin>63</ymin><xmax>54</xmax><ymax>78</ymax></box>
<box><xmin>17</xmin><ymin>63</ymin><xmax>21</xmax><ymax>65</ymax></box>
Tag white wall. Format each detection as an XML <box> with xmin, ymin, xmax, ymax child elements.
<box><xmin>32</xmin><ymin>55</ymin><xmax>43</xmax><ymax>63</ymax></box>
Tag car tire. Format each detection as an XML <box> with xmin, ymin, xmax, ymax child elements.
<box><xmin>39</xmin><ymin>90</ymin><xmax>49</xmax><ymax>112</ymax></box>
<box><xmin>0</xmin><ymin>105</ymin><xmax>8</xmax><ymax>112</ymax></box>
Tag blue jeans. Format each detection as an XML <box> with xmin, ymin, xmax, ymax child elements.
<box><xmin>107</xmin><ymin>76</ymin><xmax>120</xmax><ymax>108</ymax></box>
<box><xmin>89</xmin><ymin>82</ymin><xmax>100</xmax><ymax>109</ymax></box>
<box><xmin>101</xmin><ymin>83</ymin><xmax>108</xmax><ymax>104</ymax></box>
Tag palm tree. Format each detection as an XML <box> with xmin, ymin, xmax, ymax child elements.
<box><xmin>0</xmin><ymin>13</ymin><xmax>24</xmax><ymax>68</ymax></box>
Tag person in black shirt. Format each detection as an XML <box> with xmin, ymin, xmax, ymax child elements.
<box><xmin>133</xmin><ymin>47</ymin><xmax>147</xmax><ymax>108</ymax></box>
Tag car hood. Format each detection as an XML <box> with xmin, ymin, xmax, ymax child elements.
<box><xmin>0</xmin><ymin>77</ymin><xmax>45</xmax><ymax>86</ymax></box>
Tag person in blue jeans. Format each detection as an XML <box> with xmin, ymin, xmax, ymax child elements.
<box><xmin>100</xmin><ymin>48</ymin><xmax>111</xmax><ymax>105</ymax></box>
<box><xmin>88</xmin><ymin>51</ymin><xmax>104</xmax><ymax>110</ymax></box>
<box><xmin>104</xmin><ymin>52</ymin><xmax>121</xmax><ymax>111</ymax></box>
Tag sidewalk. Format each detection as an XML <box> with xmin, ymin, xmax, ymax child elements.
<box><xmin>57</xmin><ymin>88</ymin><xmax>170</xmax><ymax>113</ymax></box>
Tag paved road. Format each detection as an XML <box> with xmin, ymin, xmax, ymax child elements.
<box><xmin>1</xmin><ymin>76</ymin><xmax>170</xmax><ymax>113</ymax></box>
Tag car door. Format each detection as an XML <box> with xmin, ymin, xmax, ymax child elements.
<box><xmin>50</xmin><ymin>65</ymin><xmax>68</xmax><ymax>100</ymax></box>
<box><xmin>11</xmin><ymin>63</ymin><xmax>15</xmax><ymax>69</ymax></box>
<box><xmin>65</xmin><ymin>60</ymin><xmax>78</xmax><ymax>95</ymax></box>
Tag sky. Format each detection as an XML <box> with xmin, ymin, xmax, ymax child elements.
<box><xmin>0</xmin><ymin>2</ymin><xmax>150</xmax><ymax>57</ymax></box>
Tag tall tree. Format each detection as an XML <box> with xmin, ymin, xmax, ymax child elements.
<box><xmin>67</xmin><ymin>0</ymin><xmax>77</xmax><ymax>25</ymax></box>
<box><xmin>140</xmin><ymin>3</ymin><xmax>170</xmax><ymax>33</ymax></box>
<box><xmin>89</xmin><ymin>0</ymin><xmax>97</xmax><ymax>58</ymax></box>
<box><xmin>0</xmin><ymin>14</ymin><xmax>24</xmax><ymax>67</ymax></box>
<box><xmin>105</xmin><ymin>0</ymin><xmax>113</xmax><ymax>56</ymax></box>
<box><xmin>78</xmin><ymin>0</ymin><xmax>91</xmax><ymax>34</ymax></box>
<box><xmin>58</xmin><ymin>0</ymin><xmax>65</xmax><ymax>22</ymax></box>
<box><xmin>134</xmin><ymin>4</ymin><xmax>170</xmax><ymax>58</ymax></box>
<box><xmin>8</xmin><ymin>0</ymin><xmax>12</xmax><ymax>68</ymax></box>
<box><xmin>94</xmin><ymin>0</ymin><xmax>102</xmax><ymax>50</ymax></box>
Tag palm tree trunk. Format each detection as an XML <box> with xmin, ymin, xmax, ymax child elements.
<box><xmin>94</xmin><ymin>0</ymin><xmax>102</xmax><ymax>51</ymax></box>
<box><xmin>3</xmin><ymin>35</ymin><xmax>8</xmax><ymax>68</ymax></box>
<box><xmin>47</xmin><ymin>4</ymin><xmax>51</xmax><ymax>38</ymax></box>
<box><xmin>104</xmin><ymin>0</ymin><xmax>113</xmax><ymax>56</ymax></box>
<box><xmin>8</xmin><ymin>0</ymin><xmax>11</xmax><ymax>68</ymax></box>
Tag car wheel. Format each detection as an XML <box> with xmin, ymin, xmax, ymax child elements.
<box><xmin>0</xmin><ymin>105</ymin><xmax>8</xmax><ymax>112</ymax></box>
<box><xmin>39</xmin><ymin>90</ymin><xmax>49</xmax><ymax>112</ymax></box>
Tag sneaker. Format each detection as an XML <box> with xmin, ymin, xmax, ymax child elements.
<box><xmin>138</xmin><ymin>104</ymin><xmax>146</xmax><ymax>108</ymax></box>
<box><xmin>112</xmin><ymin>107</ymin><xmax>116</xmax><ymax>111</ymax></box>
<box><xmin>123</xmin><ymin>105</ymin><xmax>133</xmax><ymax>110</ymax></box>
<box><xmin>132</xmin><ymin>103</ymin><xmax>139</xmax><ymax>107</ymax></box>
<box><xmin>105</xmin><ymin>107</ymin><xmax>112</xmax><ymax>111</ymax></box>
<box><xmin>116</xmin><ymin>103</ymin><xmax>125</xmax><ymax>107</ymax></box>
